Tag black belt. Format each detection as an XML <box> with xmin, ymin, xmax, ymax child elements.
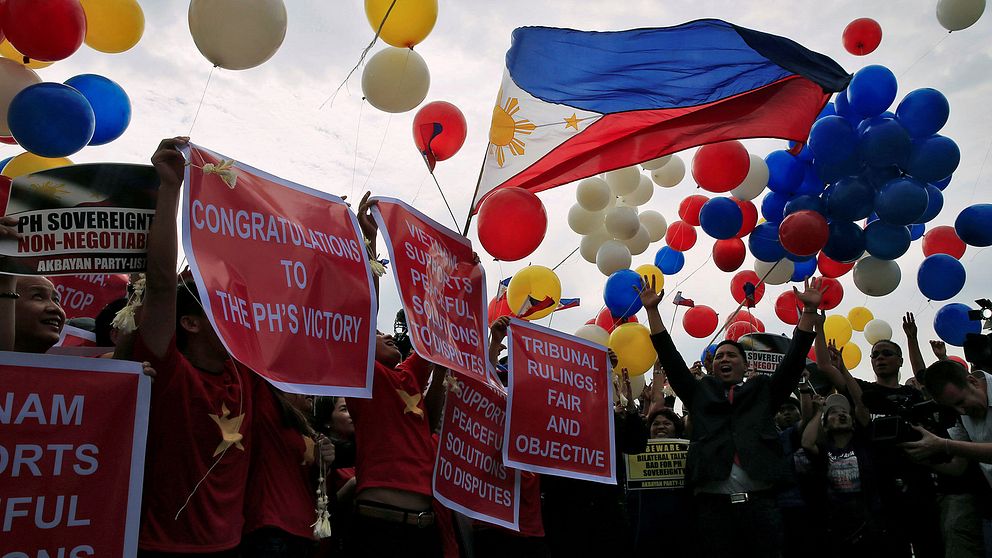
<box><xmin>356</xmin><ymin>501</ymin><xmax>435</xmax><ymax>528</ymax></box>
<box><xmin>696</xmin><ymin>490</ymin><xmax>773</xmax><ymax>505</ymax></box>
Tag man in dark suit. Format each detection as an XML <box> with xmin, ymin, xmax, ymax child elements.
<box><xmin>638</xmin><ymin>276</ymin><xmax>824</xmax><ymax>558</ymax></box>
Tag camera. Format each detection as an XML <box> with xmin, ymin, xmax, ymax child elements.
<box><xmin>863</xmin><ymin>391</ymin><xmax>956</xmax><ymax>447</ymax></box>
<box><xmin>966</xmin><ymin>298</ymin><xmax>992</xmax><ymax>328</ymax></box>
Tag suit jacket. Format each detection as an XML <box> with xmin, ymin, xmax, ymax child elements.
<box><xmin>651</xmin><ymin>329</ymin><xmax>815</xmax><ymax>487</ymax></box>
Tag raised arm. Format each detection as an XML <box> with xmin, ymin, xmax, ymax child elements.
<box><xmin>813</xmin><ymin>310</ymin><xmax>847</xmax><ymax>391</ymax></box>
<box><xmin>801</xmin><ymin>396</ymin><xmax>824</xmax><ymax>456</ymax></box>
<box><xmin>638</xmin><ymin>278</ymin><xmax>697</xmax><ymax>404</ymax></box>
<box><xmin>488</xmin><ymin>315</ymin><xmax>510</xmax><ymax>369</ymax></box>
<box><xmin>356</xmin><ymin>192</ymin><xmax>379</xmax><ymax>303</ymax></box>
<box><xmin>902</xmin><ymin>312</ymin><xmax>927</xmax><ymax>382</ymax></box>
<box><xmin>770</xmin><ymin>278</ymin><xmax>823</xmax><ymax>403</ymax></box>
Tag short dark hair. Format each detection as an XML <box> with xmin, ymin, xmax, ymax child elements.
<box><xmin>715</xmin><ymin>340</ymin><xmax>748</xmax><ymax>364</ymax></box>
<box><xmin>872</xmin><ymin>339</ymin><xmax>903</xmax><ymax>357</ymax></box>
<box><xmin>647</xmin><ymin>407</ymin><xmax>685</xmax><ymax>438</ymax></box>
<box><xmin>779</xmin><ymin>397</ymin><xmax>801</xmax><ymax>412</ymax></box>
<box><xmin>924</xmin><ymin>360</ymin><xmax>970</xmax><ymax>396</ymax></box>
<box><xmin>176</xmin><ymin>282</ymin><xmax>204</xmax><ymax>349</ymax></box>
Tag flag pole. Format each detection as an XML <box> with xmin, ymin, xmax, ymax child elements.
<box><xmin>462</xmin><ymin>147</ymin><xmax>490</xmax><ymax>237</ymax></box>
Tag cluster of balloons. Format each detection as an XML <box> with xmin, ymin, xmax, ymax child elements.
<box><xmin>487</xmin><ymin>265</ymin><xmax>562</xmax><ymax>325</ymax></box>
<box><xmin>361</xmin><ymin>0</ymin><xmax>437</xmax><ymax>113</ymax></box>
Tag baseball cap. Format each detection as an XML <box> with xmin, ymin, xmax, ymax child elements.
<box><xmin>823</xmin><ymin>393</ymin><xmax>851</xmax><ymax>415</ymax></box>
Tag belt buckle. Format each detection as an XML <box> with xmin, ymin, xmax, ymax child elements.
<box><xmin>415</xmin><ymin>511</ymin><xmax>431</xmax><ymax>528</ymax></box>
<box><xmin>729</xmin><ymin>492</ymin><xmax>749</xmax><ymax>504</ymax></box>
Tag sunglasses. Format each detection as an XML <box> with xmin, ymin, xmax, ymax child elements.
<box><xmin>870</xmin><ymin>349</ymin><xmax>897</xmax><ymax>359</ymax></box>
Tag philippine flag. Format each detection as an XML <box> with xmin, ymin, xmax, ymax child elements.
<box><xmin>471</xmin><ymin>19</ymin><xmax>850</xmax><ymax>211</ymax></box>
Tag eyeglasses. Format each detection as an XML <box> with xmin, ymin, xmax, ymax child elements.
<box><xmin>870</xmin><ymin>349</ymin><xmax>897</xmax><ymax>359</ymax></box>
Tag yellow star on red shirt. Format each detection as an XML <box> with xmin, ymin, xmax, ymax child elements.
<box><xmin>396</xmin><ymin>389</ymin><xmax>425</xmax><ymax>419</ymax></box>
<box><xmin>209</xmin><ymin>403</ymin><xmax>246</xmax><ymax>457</ymax></box>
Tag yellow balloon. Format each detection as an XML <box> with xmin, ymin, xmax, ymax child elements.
<box><xmin>365</xmin><ymin>0</ymin><xmax>438</xmax><ymax>48</ymax></box>
<box><xmin>847</xmin><ymin>306</ymin><xmax>874</xmax><ymax>332</ymax></box>
<box><xmin>0</xmin><ymin>41</ymin><xmax>54</xmax><ymax>69</ymax></box>
<box><xmin>1</xmin><ymin>153</ymin><xmax>73</xmax><ymax>179</ymax></box>
<box><xmin>823</xmin><ymin>315</ymin><xmax>853</xmax><ymax>347</ymax></box>
<box><xmin>841</xmin><ymin>343</ymin><xmax>862</xmax><ymax>369</ymax></box>
<box><xmin>608</xmin><ymin>323</ymin><xmax>655</xmax><ymax>377</ymax></box>
<box><xmin>81</xmin><ymin>0</ymin><xmax>145</xmax><ymax>54</ymax></box>
<box><xmin>506</xmin><ymin>265</ymin><xmax>561</xmax><ymax>321</ymax></box>
<box><xmin>634</xmin><ymin>264</ymin><xmax>664</xmax><ymax>293</ymax></box>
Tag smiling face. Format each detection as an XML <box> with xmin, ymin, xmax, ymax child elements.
<box><xmin>870</xmin><ymin>341</ymin><xmax>903</xmax><ymax>380</ymax></box>
<box><xmin>330</xmin><ymin>396</ymin><xmax>355</xmax><ymax>439</ymax></box>
<box><xmin>375</xmin><ymin>330</ymin><xmax>403</xmax><ymax>368</ymax></box>
<box><xmin>14</xmin><ymin>276</ymin><xmax>66</xmax><ymax>353</ymax></box>
<box><xmin>650</xmin><ymin>414</ymin><xmax>677</xmax><ymax>438</ymax></box>
<box><xmin>713</xmin><ymin>342</ymin><xmax>747</xmax><ymax>385</ymax></box>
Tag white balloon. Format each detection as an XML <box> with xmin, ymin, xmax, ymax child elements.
<box><xmin>596</xmin><ymin>240</ymin><xmax>631</xmax><ymax>276</ymax></box>
<box><xmin>567</xmin><ymin>204</ymin><xmax>605</xmax><ymax>235</ymax></box>
<box><xmin>628</xmin><ymin>374</ymin><xmax>647</xmax><ymax>397</ymax></box>
<box><xmin>580</xmin><ymin>230</ymin><xmax>611</xmax><ymax>263</ymax></box>
<box><xmin>639</xmin><ymin>210</ymin><xmax>668</xmax><ymax>242</ymax></box>
<box><xmin>732</xmin><ymin>153</ymin><xmax>769</xmax><ymax>201</ymax></box>
<box><xmin>575</xmin><ymin>324</ymin><xmax>610</xmax><ymax>346</ymax></box>
<box><xmin>0</xmin><ymin>60</ymin><xmax>40</xmax><ymax>136</ymax></box>
<box><xmin>576</xmin><ymin>177</ymin><xmax>612</xmax><ymax>211</ymax></box>
<box><xmin>361</xmin><ymin>47</ymin><xmax>430</xmax><ymax>113</ymax></box>
<box><xmin>641</xmin><ymin>154</ymin><xmax>672</xmax><ymax>171</ymax></box>
<box><xmin>651</xmin><ymin>155</ymin><xmax>685</xmax><ymax>188</ymax></box>
<box><xmin>622</xmin><ymin>175</ymin><xmax>655</xmax><ymax>207</ymax></box>
<box><xmin>864</xmin><ymin>319</ymin><xmax>894</xmax><ymax>345</ymax></box>
<box><xmin>604</xmin><ymin>206</ymin><xmax>640</xmax><ymax>241</ymax></box>
<box><xmin>853</xmin><ymin>257</ymin><xmax>902</xmax><ymax>297</ymax></box>
<box><xmin>936</xmin><ymin>0</ymin><xmax>986</xmax><ymax>31</ymax></box>
<box><xmin>188</xmin><ymin>0</ymin><xmax>288</xmax><ymax>70</ymax></box>
<box><xmin>754</xmin><ymin>258</ymin><xmax>794</xmax><ymax>285</ymax></box>
<box><xmin>625</xmin><ymin>226</ymin><xmax>651</xmax><ymax>256</ymax></box>
<box><xmin>605</xmin><ymin>166</ymin><xmax>640</xmax><ymax>196</ymax></box>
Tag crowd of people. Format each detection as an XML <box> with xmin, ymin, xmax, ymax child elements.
<box><xmin>3</xmin><ymin>137</ymin><xmax>992</xmax><ymax>557</ymax></box>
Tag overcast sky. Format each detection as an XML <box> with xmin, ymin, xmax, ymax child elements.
<box><xmin>5</xmin><ymin>0</ymin><xmax>990</xmax><ymax>378</ymax></box>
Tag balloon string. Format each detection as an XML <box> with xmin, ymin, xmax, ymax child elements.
<box><xmin>673</xmin><ymin>252</ymin><xmax>713</xmax><ymax>291</ymax></box>
<box><xmin>361</xmin><ymin>113</ymin><xmax>394</xmax><ymax>192</ymax></box>
<box><xmin>702</xmin><ymin>258</ymin><xmax>782</xmax><ymax>347</ymax></box>
<box><xmin>410</xmin><ymin>169</ymin><xmax>431</xmax><ymax>204</ymax></box>
<box><xmin>428</xmin><ymin>169</ymin><xmax>460</xmax><ymax>231</ymax></box>
<box><xmin>898</xmin><ymin>33</ymin><xmax>949</xmax><ymax>78</ymax></box>
<box><xmin>350</xmin><ymin>100</ymin><xmax>366</xmax><ymax>201</ymax></box>
<box><xmin>969</xmin><ymin>136</ymin><xmax>992</xmax><ymax>203</ymax></box>
<box><xmin>551</xmin><ymin>247</ymin><xmax>580</xmax><ymax>271</ymax></box>
<box><xmin>188</xmin><ymin>65</ymin><xmax>217</xmax><ymax>136</ymax></box>
<box><xmin>319</xmin><ymin>0</ymin><xmax>399</xmax><ymax>110</ymax></box>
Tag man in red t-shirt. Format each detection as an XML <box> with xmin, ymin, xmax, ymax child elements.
<box><xmin>133</xmin><ymin>137</ymin><xmax>255</xmax><ymax>557</ymax></box>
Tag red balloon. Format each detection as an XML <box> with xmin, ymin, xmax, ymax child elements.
<box><xmin>595</xmin><ymin>307</ymin><xmax>637</xmax><ymax>333</ymax></box>
<box><xmin>817</xmin><ymin>252</ymin><xmax>855</xmax><ymax>278</ymax></box>
<box><xmin>3</xmin><ymin>0</ymin><xmax>86</xmax><ymax>62</ymax></box>
<box><xmin>727</xmin><ymin>309</ymin><xmax>764</xmax><ymax>332</ymax></box>
<box><xmin>713</xmin><ymin>238</ymin><xmax>746</xmax><ymax>272</ymax></box>
<box><xmin>683</xmin><ymin>305</ymin><xmax>719</xmax><ymax>338</ymax></box>
<box><xmin>730</xmin><ymin>270</ymin><xmax>765</xmax><ymax>306</ymax></box>
<box><xmin>734</xmin><ymin>199</ymin><xmax>758</xmax><ymax>238</ymax></box>
<box><xmin>843</xmin><ymin>18</ymin><xmax>882</xmax><ymax>56</ymax></box>
<box><xmin>807</xmin><ymin>346</ymin><xmax>817</xmax><ymax>362</ymax></box>
<box><xmin>0</xmin><ymin>136</ymin><xmax>17</xmax><ymax>145</ymax></box>
<box><xmin>948</xmin><ymin>355</ymin><xmax>969</xmax><ymax>371</ymax></box>
<box><xmin>775</xmin><ymin>290</ymin><xmax>801</xmax><ymax>325</ymax></box>
<box><xmin>0</xmin><ymin>1</ymin><xmax>6</xmax><ymax>44</ymax></box>
<box><xmin>779</xmin><ymin>210</ymin><xmax>829</xmax><ymax>257</ymax></box>
<box><xmin>477</xmin><ymin>188</ymin><xmax>547</xmax><ymax>261</ymax></box>
<box><xmin>665</xmin><ymin>220</ymin><xmax>697</xmax><ymax>252</ymax></box>
<box><xmin>412</xmin><ymin>101</ymin><xmax>467</xmax><ymax>168</ymax></box>
<box><xmin>692</xmin><ymin>141</ymin><xmax>750</xmax><ymax>193</ymax></box>
<box><xmin>726</xmin><ymin>320</ymin><xmax>759</xmax><ymax>342</ymax></box>
<box><xmin>488</xmin><ymin>297</ymin><xmax>514</xmax><ymax>325</ymax></box>
<box><xmin>818</xmin><ymin>277</ymin><xmax>844</xmax><ymax>310</ymax></box>
<box><xmin>678</xmin><ymin>194</ymin><xmax>709</xmax><ymax>226</ymax></box>
<box><xmin>922</xmin><ymin>225</ymin><xmax>966</xmax><ymax>259</ymax></box>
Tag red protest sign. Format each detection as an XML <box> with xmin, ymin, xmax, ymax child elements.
<box><xmin>433</xmin><ymin>373</ymin><xmax>520</xmax><ymax>530</ymax></box>
<box><xmin>371</xmin><ymin>198</ymin><xmax>488</xmax><ymax>379</ymax></box>
<box><xmin>504</xmin><ymin>318</ymin><xmax>616</xmax><ymax>484</ymax></box>
<box><xmin>0</xmin><ymin>352</ymin><xmax>150</xmax><ymax>557</ymax></box>
<box><xmin>182</xmin><ymin>144</ymin><xmax>376</xmax><ymax>396</ymax></box>
<box><xmin>50</xmin><ymin>274</ymin><xmax>128</xmax><ymax>319</ymax></box>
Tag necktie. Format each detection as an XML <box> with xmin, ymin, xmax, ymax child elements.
<box><xmin>728</xmin><ymin>384</ymin><xmax>741</xmax><ymax>466</ymax></box>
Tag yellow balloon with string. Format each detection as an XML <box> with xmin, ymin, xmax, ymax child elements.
<box><xmin>847</xmin><ymin>306</ymin><xmax>874</xmax><ymax>332</ymax></box>
<box><xmin>0</xmin><ymin>41</ymin><xmax>53</xmax><ymax>69</ymax></box>
<box><xmin>506</xmin><ymin>265</ymin><xmax>561</xmax><ymax>321</ymax></box>
<box><xmin>364</xmin><ymin>0</ymin><xmax>438</xmax><ymax>48</ymax></box>
<box><xmin>841</xmin><ymin>343</ymin><xmax>862</xmax><ymax>369</ymax></box>
<box><xmin>608</xmin><ymin>323</ymin><xmax>655</xmax><ymax>377</ymax></box>
<box><xmin>1</xmin><ymin>153</ymin><xmax>73</xmax><ymax>179</ymax></box>
<box><xmin>823</xmin><ymin>314</ymin><xmax>853</xmax><ymax>347</ymax></box>
<box><xmin>81</xmin><ymin>0</ymin><xmax>146</xmax><ymax>53</ymax></box>
<box><xmin>634</xmin><ymin>263</ymin><xmax>664</xmax><ymax>293</ymax></box>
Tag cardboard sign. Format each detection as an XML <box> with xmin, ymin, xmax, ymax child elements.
<box><xmin>50</xmin><ymin>274</ymin><xmax>129</xmax><ymax>320</ymax></box>
<box><xmin>740</xmin><ymin>332</ymin><xmax>790</xmax><ymax>375</ymax></box>
<box><xmin>504</xmin><ymin>319</ymin><xmax>615</xmax><ymax>484</ymax></box>
<box><xmin>183</xmin><ymin>144</ymin><xmax>376</xmax><ymax>396</ymax></box>
<box><xmin>0</xmin><ymin>351</ymin><xmax>150</xmax><ymax>557</ymax></box>
<box><xmin>371</xmin><ymin>197</ymin><xmax>488</xmax><ymax>380</ymax></box>
<box><xmin>433</xmin><ymin>373</ymin><xmax>520</xmax><ymax>530</ymax></box>
<box><xmin>0</xmin><ymin>164</ymin><xmax>159</xmax><ymax>275</ymax></box>
<box><xmin>625</xmin><ymin>438</ymin><xmax>689</xmax><ymax>490</ymax></box>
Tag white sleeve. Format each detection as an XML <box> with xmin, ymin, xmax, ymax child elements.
<box><xmin>947</xmin><ymin>419</ymin><xmax>971</xmax><ymax>442</ymax></box>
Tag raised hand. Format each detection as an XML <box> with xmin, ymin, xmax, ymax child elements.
<box><xmin>903</xmin><ymin>312</ymin><xmax>918</xmax><ymax>338</ymax></box>
<box><xmin>636</xmin><ymin>274</ymin><xmax>663</xmax><ymax>309</ymax></box>
<box><xmin>793</xmin><ymin>276</ymin><xmax>824</xmax><ymax>310</ymax></box>
<box><xmin>151</xmin><ymin>137</ymin><xmax>189</xmax><ymax>187</ymax></box>
<box><xmin>357</xmin><ymin>191</ymin><xmax>378</xmax><ymax>242</ymax></box>
<box><xmin>0</xmin><ymin>216</ymin><xmax>21</xmax><ymax>241</ymax></box>
<box><xmin>929</xmin><ymin>339</ymin><xmax>947</xmax><ymax>360</ymax></box>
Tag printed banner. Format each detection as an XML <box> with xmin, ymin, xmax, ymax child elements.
<box><xmin>371</xmin><ymin>197</ymin><xmax>488</xmax><ymax>379</ymax></box>
<box><xmin>504</xmin><ymin>318</ymin><xmax>615</xmax><ymax>484</ymax></box>
<box><xmin>740</xmin><ymin>332</ymin><xmax>790</xmax><ymax>375</ymax></box>
<box><xmin>0</xmin><ymin>351</ymin><xmax>150</xmax><ymax>557</ymax></box>
<box><xmin>0</xmin><ymin>163</ymin><xmax>159</xmax><ymax>275</ymax></box>
<box><xmin>625</xmin><ymin>438</ymin><xmax>689</xmax><ymax>490</ymax></box>
<box><xmin>433</xmin><ymin>373</ymin><xmax>520</xmax><ymax>530</ymax></box>
<box><xmin>182</xmin><ymin>144</ymin><xmax>376</xmax><ymax>396</ymax></box>
<box><xmin>50</xmin><ymin>274</ymin><xmax>129</xmax><ymax>320</ymax></box>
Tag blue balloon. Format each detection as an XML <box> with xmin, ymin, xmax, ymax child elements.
<box><xmin>867</xmin><ymin>212</ymin><xmax>879</xmax><ymax>225</ymax></box>
<box><xmin>7</xmin><ymin>83</ymin><xmax>95</xmax><ymax>158</ymax></box>
<box><xmin>699</xmin><ymin>197</ymin><xmax>743</xmax><ymax>240</ymax></box>
<box><xmin>784</xmin><ymin>194</ymin><xmax>824</xmax><ymax>217</ymax></box>
<box><xmin>817</xmin><ymin>102</ymin><xmax>837</xmax><ymax>121</ymax></box>
<box><xmin>794</xmin><ymin>144</ymin><xmax>814</xmax><ymax>164</ymax></box>
<box><xmin>701</xmin><ymin>344</ymin><xmax>718</xmax><ymax>363</ymax></box>
<box><xmin>655</xmin><ymin>246</ymin><xmax>685</xmax><ymax>275</ymax></box>
<box><xmin>918</xmin><ymin>255</ymin><xmax>966</xmax><ymax>301</ymax></box>
<box><xmin>765</xmin><ymin>150</ymin><xmax>805</xmax><ymax>194</ymax></box>
<box><xmin>875</xmin><ymin>178</ymin><xmax>928</xmax><ymax>225</ymax></box>
<box><xmin>906</xmin><ymin>135</ymin><xmax>960</xmax><ymax>183</ymax></box>
<box><xmin>859</xmin><ymin>118</ymin><xmax>911</xmax><ymax>168</ymax></box>
<box><xmin>864</xmin><ymin>220</ymin><xmax>911</xmax><ymax>260</ymax></box>
<box><xmin>0</xmin><ymin>156</ymin><xmax>12</xmax><ymax>172</ymax></box>
<box><xmin>825</xmin><ymin>176</ymin><xmax>874</xmax><ymax>221</ymax></box>
<box><xmin>847</xmin><ymin>65</ymin><xmax>898</xmax><ymax>118</ymax></box>
<box><xmin>862</xmin><ymin>165</ymin><xmax>903</xmax><ymax>190</ymax></box>
<box><xmin>931</xmin><ymin>175</ymin><xmax>952</xmax><ymax>191</ymax></box>
<box><xmin>915</xmin><ymin>184</ymin><xmax>943</xmax><ymax>224</ymax></box>
<box><xmin>934</xmin><ymin>303</ymin><xmax>982</xmax><ymax>347</ymax></box>
<box><xmin>795</xmin><ymin>165</ymin><xmax>825</xmax><ymax>196</ymax></box>
<box><xmin>855</xmin><ymin>112</ymin><xmax>896</xmax><ymax>135</ymax></box>
<box><xmin>748</xmin><ymin>222</ymin><xmax>785</xmax><ymax>262</ymax></box>
<box><xmin>823</xmin><ymin>220</ymin><xmax>865</xmax><ymax>263</ymax></box>
<box><xmin>908</xmin><ymin>223</ymin><xmax>925</xmax><ymax>241</ymax></box>
<box><xmin>64</xmin><ymin>74</ymin><xmax>131</xmax><ymax>146</ymax></box>
<box><xmin>955</xmin><ymin>204</ymin><xmax>992</xmax><ymax>247</ymax></box>
<box><xmin>833</xmin><ymin>90</ymin><xmax>860</xmax><ymax>123</ymax></box>
<box><xmin>604</xmin><ymin>269</ymin><xmax>643</xmax><ymax>318</ymax></box>
<box><xmin>896</xmin><ymin>88</ymin><xmax>950</xmax><ymax>139</ymax></box>
<box><xmin>809</xmin><ymin>116</ymin><xmax>860</xmax><ymax>172</ymax></box>
<box><xmin>791</xmin><ymin>257</ymin><xmax>817</xmax><ymax>282</ymax></box>
<box><xmin>761</xmin><ymin>191</ymin><xmax>791</xmax><ymax>223</ymax></box>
